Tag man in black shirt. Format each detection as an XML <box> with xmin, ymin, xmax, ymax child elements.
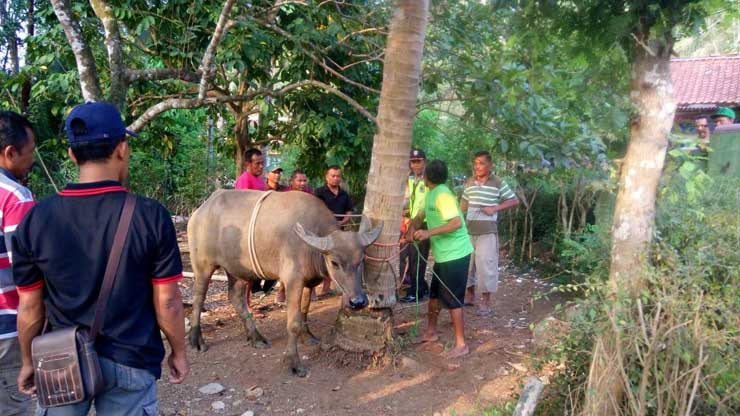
<box><xmin>313</xmin><ymin>165</ymin><xmax>353</xmax><ymax>296</ymax></box>
<box><xmin>314</xmin><ymin>165</ymin><xmax>353</xmax><ymax>227</ymax></box>
<box><xmin>13</xmin><ymin>102</ymin><xmax>188</xmax><ymax>415</ymax></box>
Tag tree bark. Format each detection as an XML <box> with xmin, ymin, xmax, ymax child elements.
<box><xmin>233</xmin><ymin>99</ymin><xmax>257</xmax><ymax>176</ymax></box>
<box><xmin>331</xmin><ymin>0</ymin><xmax>429</xmax><ymax>353</ymax></box>
<box><xmin>583</xmin><ymin>31</ymin><xmax>675</xmax><ymax>416</ymax></box>
<box><xmin>0</xmin><ymin>0</ymin><xmax>19</xmax><ymax>74</ymax></box>
<box><xmin>90</xmin><ymin>0</ymin><xmax>125</xmax><ymax>108</ymax></box>
<box><xmin>198</xmin><ymin>0</ymin><xmax>236</xmax><ymax>100</ymax></box>
<box><xmin>21</xmin><ymin>0</ymin><xmax>34</xmax><ymax>112</ymax></box>
<box><xmin>51</xmin><ymin>0</ymin><xmax>103</xmax><ymax>102</ymax></box>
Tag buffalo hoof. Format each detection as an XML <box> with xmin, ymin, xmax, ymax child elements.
<box><xmin>248</xmin><ymin>331</ymin><xmax>271</xmax><ymax>349</ymax></box>
<box><xmin>283</xmin><ymin>356</ymin><xmax>309</xmax><ymax>377</ymax></box>
<box><xmin>300</xmin><ymin>331</ymin><xmax>320</xmax><ymax>346</ymax></box>
<box><xmin>188</xmin><ymin>326</ymin><xmax>209</xmax><ymax>352</ymax></box>
<box><xmin>291</xmin><ymin>364</ymin><xmax>309</xmax><ymax>378</ymax></box>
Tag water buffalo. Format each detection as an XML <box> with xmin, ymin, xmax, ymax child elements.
<box><xmin>187</xmin><ymin>189</ymin><xmax>381</xmax><ymax>376</ymax></box>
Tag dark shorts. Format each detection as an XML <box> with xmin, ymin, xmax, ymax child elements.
<box><xmin>430</xmin><ymin>254</ymin><xmax>470</xmax><ymax>309</ymax></box>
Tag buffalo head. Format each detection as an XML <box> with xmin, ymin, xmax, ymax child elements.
<box><xmin>294</xmin><ymin>217</ymin><xmax>382</xmax><ymax>309</ymax></box>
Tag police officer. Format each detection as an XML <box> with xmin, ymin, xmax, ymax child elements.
<box><xmin>399</xmin><ymin>149</ymin><xmax>430</xmax><ymax>303</ymax></box>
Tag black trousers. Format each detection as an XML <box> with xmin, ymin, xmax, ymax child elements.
<box><xmin>400</xmin><ymin>236</ymin><xmax>430</xmax><ymax>296</ymax></box>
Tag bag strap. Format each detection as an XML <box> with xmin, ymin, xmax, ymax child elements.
<box><xmin>88</xmin><ymin>193</ymin><xmax>137</xmax><ymax>340</ymax></box>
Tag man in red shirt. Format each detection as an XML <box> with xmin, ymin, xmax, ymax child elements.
<box><xmin>235</xmin><ymin>148</ymin><xmax>267</xmax><ymax>191</ymax></box>
<box><xmin>0</xmin><ymin>111</ymin><xmax>36</xmax><ymax>416</ymax></box>
<box><xmin>235</xmin><ymin>148</ymin><xmax>268</xmax><ymax>317</ymax></box>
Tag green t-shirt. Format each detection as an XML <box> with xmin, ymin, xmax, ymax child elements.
<box><xmin>424</xmin><ymin>184</ymin><xmax>473</xmax><ymax>263</ymax></box>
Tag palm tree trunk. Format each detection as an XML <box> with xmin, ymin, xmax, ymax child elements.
<box><xmin>331</xmin><ymin>0</ymin><xmax>429</xmax><ymax>353</ymax></box>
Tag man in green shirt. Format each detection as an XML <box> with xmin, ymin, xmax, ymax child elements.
<box><xmin>408</xmin><ymin>160</ymin><xmax>473</xmax><ymax>359</ymax></box>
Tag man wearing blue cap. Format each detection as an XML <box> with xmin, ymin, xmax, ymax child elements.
<box><xmin>13</xmin><ymin>102</ymin><xmax>188</xmax><ymax>414</ymax></box>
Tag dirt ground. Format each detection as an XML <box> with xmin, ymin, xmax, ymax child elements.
<box><xmin>156</xmin><ymin>228</ymin><xmax>560</xmax><ymax>416</ymax></box>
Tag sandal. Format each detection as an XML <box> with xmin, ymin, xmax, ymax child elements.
<box><xmin>443</xmin><ymin>345</ymin><xmax>469</xmax><ymax>359</ymax></box>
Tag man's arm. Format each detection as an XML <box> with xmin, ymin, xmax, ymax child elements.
<box><xmin>482</xmin><ymin>181</ymin><xmax>519</xmax><ymax>215</ymax></box>
<box><xmin>16</xmin><ymin>288</ymin><xmax>45</xmax><ymax>394</ymax></box>
<box><xmin>410</xmin><ymin>210</ymin><xmax>425</xmax><ymax>230</ymax></box>
<box><xmin>482</xmin><ymin>198</ymin><xmax>519</xmax><ymax>215</ymax></box>
<box><xmin>460</xmin><ymin>198</ymin><xmax>469</xmax><ymax>214</ymax></box>
<box><xmin>153</xmin><ymin>282</ymin><xmax>188</xmax><ymax>384</ymax></box>
<box><xmin>339</xmin><ymin>191</ymin><xmax>354</xmax><ymax>226</ymax></box>
<box><xmin>414</xmin><ymin>217</ymin><xmax>462</xmax><ymax>241</ymax></box>
<box><xmin>339</xmin><ymin>210</ymin><xmax>352</xmax><ymax>226</ymax></box>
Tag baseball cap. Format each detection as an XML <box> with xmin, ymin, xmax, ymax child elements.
<box><xmin>711</xmin><ymin>107</ymin><xmax>735</xmax><ymax>120</ymax></box>
<box><xmin>267</xmin><ymin>164</ymin><xmax>283</xmax><ymax>173</ymax></box>
<box><xmin>409</xmin><ymin>148</ymin><xmax>426</xmax><ymax>160</ymax></box>
<box><xmin>65</xmin><ymin>102</ymin><xmax>138</xmax><ymax>144</ymax></box>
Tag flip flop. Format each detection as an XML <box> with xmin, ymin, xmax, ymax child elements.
<box><xmin>443</xmin><ymin>345</ymin><xmax>470</xmax><ymax>359</ymax></box>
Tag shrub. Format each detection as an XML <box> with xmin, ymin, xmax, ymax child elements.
<box><xmin>539</xmin><ymin>173</ymin><xmax>739</xmax><ymax>415</ymax></box>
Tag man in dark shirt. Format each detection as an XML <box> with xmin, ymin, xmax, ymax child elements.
<box><xmin>265</xmin><ymin>164</ymin><xmax>289</xmax><ymax>192</ymax></box>
<box><xmin>288</xmin><ymin>169</ymin><xmax>312</xmax><ymax>193</ymax></box>
<box><xmin>13</xmin><ymin>102</ymin><xmax>188</xmax><ymax>415</ymax></box>
<box><xmin>314</xmin><ymin>165</ymin><xmax>353</xmax><ymax>226</ymax></box>
<box><xmin>313</xmin><ymin>165</ymin><xmax>353</xmax><ymax>296</ymax></box>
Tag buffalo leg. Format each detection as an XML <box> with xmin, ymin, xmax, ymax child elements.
<box><xmin>226</xmin><ymin>273</ymin><xmax>270</xmax><ymax>349</ymax></box>
<box><xmin>300</xmin><ymin>286</ymin><xmax>320</xmax><ymax>346</ymax></box>
<box><xmin>283</xmin><ymin>279</ymin><xmax>308</xmax><ymax>377</ymax></box>
<box><xmin>188</xmin><ymin>266</ymin><xmax>216</xmax><ymax>352</ymax></box>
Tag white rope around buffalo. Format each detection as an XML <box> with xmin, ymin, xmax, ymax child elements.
<box><xmin>248</xmin><ymin>190</ymin><xmax>273</xmax><ymax>279</ymax></box>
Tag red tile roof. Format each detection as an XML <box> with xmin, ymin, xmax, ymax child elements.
<box><xmin>671</xmin><ymin>55</ymin><xmax>740</xmax><ymax>111</ymax></box>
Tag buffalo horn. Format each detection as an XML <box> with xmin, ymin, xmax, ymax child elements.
<box><xmin>294</xmin><ymin>222</ymin><xmax>334</xmax><ymax>252</ymax></box>
<box><xmin>358</xmin><ymin>217</ymin><xmax>383</xmax><ymax>247</ymax></box>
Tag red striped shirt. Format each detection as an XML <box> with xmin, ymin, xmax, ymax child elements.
<box><xmin>0</xmin><ymin>169</ymin><xmax>35</xmax><ymax>339</ymax></box>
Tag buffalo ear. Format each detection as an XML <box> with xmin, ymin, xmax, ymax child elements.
<box><xmin>294</xmin><ymin>222</ymin><xmax>334</xmax><ymax>253</ymax></box>
<box><xmin>358</xmin><ymin>217</ymin><xmax>383</xmax><ymax>247</ymax></box>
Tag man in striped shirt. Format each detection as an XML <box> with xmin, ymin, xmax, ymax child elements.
<box><xmin>0</xmin><ymin>111</ymin><xmax>36</xmax><ymax>415</ymax></box>
<box><xmin>460</xmin><ymin>151</ymin><xmax>518</xmax><ymax>317</ymax></box>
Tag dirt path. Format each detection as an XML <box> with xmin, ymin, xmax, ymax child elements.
<box><xmin>158</xmin><ymin>241</ymin><xmax>558</xmax><ymax>416</ymax></box>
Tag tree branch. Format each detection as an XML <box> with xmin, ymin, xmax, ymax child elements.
<box><xmin>128</xmin><ymin>79</ymin><xmax>375</xmax><ymax>132</ymax></box>
<box><xmin>125</xmin><ymin>68</ymin><xmax>202</xmax><ymax>83</ymax></box>
<box><xmin>254</xmin><ymin>18</ymin><xmax>381</xmax><ymax>94</ymax></box>
<box><xmin>51</xmin><ymin>0</ymin><xmax>103</xmax><ymax>101</ymax></box>
<box><xmin>631</xmin><ymin>32</ymin><xmax>656</xmax><ymax>57</ymax></box>
<box><xmin>198</xmin><ymin>0</ymin><xmax>237</xmax><ymax>100</ymax></box>
<box><xmin>335</xmin><ymin>27</ymin><xmax>387</xmax><ymax>47</ymax></box>
<box><xmin>90</xmin><ymin>0</ymin><xmax>125</xmax><ymax>108</ymax></box>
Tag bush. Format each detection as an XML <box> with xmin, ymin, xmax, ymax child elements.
<box><xmin>539</xmin><ymin>174</ymin><xmax>739</xmax><ymax>415</ymax></box>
